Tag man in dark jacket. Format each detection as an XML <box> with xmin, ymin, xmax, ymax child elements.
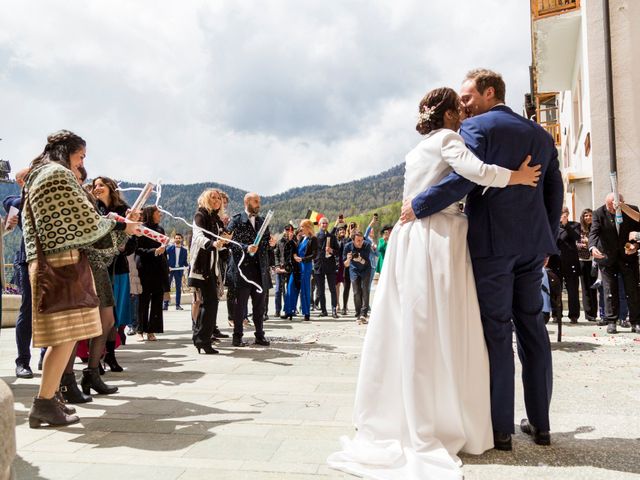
<box><xmin>550</xmin><ymin>207</ymin><xmax>581</xmax><ymax>323</ymax></box>
<box><xmin>589</xmin><ymin>193</ymin><xmax>640</xmax><ymax>334</ymax></box>
<box><xmin>313</xmin><ymin>217</ymin><xmax>340</xmax><ymax>318</ymax></box>
<box><xmin>226</xmin><ymin>193</ymin><xmax>275</xmax><ymax>347</ymax></box>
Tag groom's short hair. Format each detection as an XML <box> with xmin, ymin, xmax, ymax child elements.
<box><xmin>466</xmin><ymin>69</ymin><xmax>505</xmax><ymax>102</ymax></box>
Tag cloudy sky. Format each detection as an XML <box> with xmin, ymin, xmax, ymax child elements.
<box><xmin>0</xmin><ymin>0</ymin><xmax>532</xmax><ymax>195</ymax></box>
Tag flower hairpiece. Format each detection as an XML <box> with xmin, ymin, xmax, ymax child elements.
<box><xmin>419</xmin><ymin>105</ymin><xmax>435</xmax><ymax>123</ymax></box>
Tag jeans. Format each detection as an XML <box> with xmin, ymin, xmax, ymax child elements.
<box><xmin>274</xmin><ymin>273</ymin><xmax>287</xmax><ymax>314</ymax></box>
<box><xmin>351</xmin><ymin>272</ymin><xmax>371</xmax><ymax>317</ymax></box>
<box><xmin>169</xmin><ymin>270</ymin><xmax>184</xmax><ymax>306</ymax></box>
<box><xmin>15</xmin><ymin>262</ymin><xmax>32</xmax><ymax>368</ymax></box>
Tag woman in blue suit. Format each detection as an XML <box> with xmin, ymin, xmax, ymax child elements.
<box><xmin>284</xmin><ymin>219</ymin><xmax>317</xmax><ymax>321</ymax></box>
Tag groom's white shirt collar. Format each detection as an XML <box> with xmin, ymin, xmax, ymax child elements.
<box><xmin>490</xmin><ymin>103</ymin><xmax>506</xmax><ymax>110</ymax></box>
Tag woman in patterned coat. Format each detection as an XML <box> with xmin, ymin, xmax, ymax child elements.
<box><xmin>22</xmin><ymin>130</ymin><xmax>139</xmax><ymax>428</ymax></box>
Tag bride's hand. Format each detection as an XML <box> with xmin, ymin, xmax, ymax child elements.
<box><xmin>509</xmin><ymin>155</ymin><xmax>541</xmax><ymax>187</ymax></box>
<box><xmin>400</xmin><ymin>199</ymin><xmax>416</xmax><ymax>224</ymax></box>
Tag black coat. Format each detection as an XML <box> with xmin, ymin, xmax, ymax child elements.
<box><xmin>313</xmin><ymin>229</ymin><xmax>339</xmax><ymax>275</ymax></box>
<box><xmin>589</xmin><ymin>204</ymin><xmax>640</xmax><ymax>267</ymax></box>
<box><xmin>188</xmin><ymin>207</ymin><xmax>224</xmax><ymax>289</ymax></box>
<box><xmin>556</xmin><ymin>220</ymin><xmax>581</xmax><ymax>273</ymax></box>
<box><xmin>135</xmin><ymin>223</ymin><xmax>170</xmax><ymax>292</ymax></box>
<box><xmin>225</xmin><ymin>212</ymin><xmax>272</xmax><ymax>290</ymax></box>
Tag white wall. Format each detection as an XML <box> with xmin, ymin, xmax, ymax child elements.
<box><xmin>585</xmin><ymin>0</ymin><xmax>640</xmax><ymax>208</ymax></box>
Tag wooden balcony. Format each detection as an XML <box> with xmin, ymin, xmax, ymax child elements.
<box><xmin>541</xmin><ymin>122</ymin><xmax>561</xmax><ymax>145</ymax></box>
<box><xmin>536</xmin><ymin>93</ymin><xmax>561</xmax><ymax>145</ymax></box>
<box><xmin>532</xmin><ymin>0</ymin><xmax>580</xmax><ymax>20</ymax></box>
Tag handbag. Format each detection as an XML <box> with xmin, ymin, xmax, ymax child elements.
<box><xmin>26</xmin><ymin>198</ymin><xmax>100</xmax><ymax>314</ymax></box>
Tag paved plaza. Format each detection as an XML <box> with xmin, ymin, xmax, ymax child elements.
<box><xmin>1</xmin><ymin>294</ymin><xmax>640</xmax><ymax>480</ymax></box>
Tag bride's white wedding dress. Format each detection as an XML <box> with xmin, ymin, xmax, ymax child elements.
<box><xmin>327</xmin><ymin>128</ymin><xmax>513</xmax><ymax>480</ymax></box>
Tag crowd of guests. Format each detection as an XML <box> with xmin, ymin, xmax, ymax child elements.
<box><xmin>543</xmin><ymin>194</ymin><xmax>640</xmax><ymax>334</ymax></box>
<box><xmin>1</xmin><ymin>129</ymin><xmax>392</xmax><ymax>429</ymax></box>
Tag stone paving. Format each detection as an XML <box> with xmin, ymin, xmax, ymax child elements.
<box><xmin>1</xmin><ymin>296</ymin><xmax>640</xmax><ymax>479</ymax></box>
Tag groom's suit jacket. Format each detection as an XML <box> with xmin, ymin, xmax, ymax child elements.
<box><xmin>411</xmin><ymin>105</ymin><xmax>564</xmax><ymax>258</ymax></box>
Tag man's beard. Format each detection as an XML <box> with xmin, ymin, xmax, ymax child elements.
<box><xmin>247</xmin><ymin>205</ymin><xmax>260</xmax><ymax>215</ymax></box>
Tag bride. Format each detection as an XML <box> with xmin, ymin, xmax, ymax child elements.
<box><xmin>327</xmin><ymin>87</ymin><xmax>540</xmax><ymax>480</ymax></box>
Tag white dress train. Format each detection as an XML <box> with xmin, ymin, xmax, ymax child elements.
<box><xmin>327</xmin><ymin>128</ymin><xmax>512</xmax><ymax>480</ymax></box>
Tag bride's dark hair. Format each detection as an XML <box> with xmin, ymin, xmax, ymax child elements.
<box><xmin>415</xmin><ymin>87</ymin><xmax>460</xmax><ymax>135</ymax></box>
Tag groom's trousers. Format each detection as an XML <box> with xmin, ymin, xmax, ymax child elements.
<box><xmin>472</xmin><ymin>253</ymin><xmax>553</xmax><ymax>434</ymax></box>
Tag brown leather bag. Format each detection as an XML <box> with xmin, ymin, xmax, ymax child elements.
<box><xmin>27</xmin><ymin>198</ymin><xmax>100</xmax><ymax>314</ymax></box>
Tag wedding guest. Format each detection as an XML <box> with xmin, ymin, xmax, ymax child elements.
<box><xmin>274</xmin><ymin>225</ymin><xmax>294</xmax><ymax>318</ymax></box>
<box><xmin>188</xmin><ymin>188</ymin><xmax>229</xmax><ymax>354</ymax></box>
<box><xmin>340</xmin><ymin>227</ymin><xmax>355</xmax><ymax>315</ymax></box>
<box><xmin>3</xmin><ymin>168</ymin><xmax>32</xmax><ymax>379</ymax></box>
<box><xmin>343</xmin><ymin>230</ymin><xmax>372</xmax><ymax>324</ymax></box>
<box><xmin>577</xmin><ymin>209</ymin><xmax>598</xmax><ymax>321</ymax></box>
<box><xmin>126</xmin><ymin>253</ymin><xmax>142</xmax><ymax>336</ymax></box>
<box><xmin>589</xmin><ymin>193</ymin><xmax>640</xmax><ymax>333</ymax></box>
<box><xmin>22</xmin><ymin>130</ymin><xmax>137</xmax><ymax>427</ymax></box>
<box><xmin>165</xmin><ymin>233</ymin><xmax>189</xmax><ymax>310</ymax></box>
<box><xmin>553</xmin><ymin>207</ymin><xmax>581</xmax><ymax>323</ymax></box>
<box><xmin>377</xmin><ymin>226</ymin><xmax>392</xmax><ymax>274</ymax></box>
<box><xmin>313</xmin><ymin>217</ymin><xmax>340</xmax><ymax>318</ymax></box>
<box><xmin>335</xmin><ymin>226</ymin><xmax>347</xmax><ymax>313</ymax></box>
<box><xmin>136</xmin><ymin>206</ymin><xmax>169</xmax><ymax>341</ymax></box>
<box><xmin>226</xmin><ymin>192</ymin><xmax>273</xmax><ymax>346</ymax></box>
<box><xmin>284</xmin><ymin>219</ymin><xmax>317</xmax><ymax>321</ymax></box>
<box><xmin>92</xmin><ymin>176</ymin><xmax>138</xmax><ymax>373</ymax></box>
<box><xmin>364</xmin><ymin>220</ymin><xmax>380</xmax><ymax>290</ymax></box>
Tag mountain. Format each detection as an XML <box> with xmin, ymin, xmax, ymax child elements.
<box><xmin>0</xmin><ymin>163</ymin><xmax>405</xmax><ymax>271</ymax></box>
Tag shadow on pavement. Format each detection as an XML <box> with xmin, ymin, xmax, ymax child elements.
<box><xmin>12</xmin><ymin>454</ymin><xmax>46</xmax><ymax>480</ymax></box>
<box><xmin>550</xmin><ymin>341</ymin><xmax>602</xmax><ymax>353</ymax></box>
<box><xmin>461</xmin><ymin>426</ymin><xmax>640</xmax><ymax>474</ymax></box>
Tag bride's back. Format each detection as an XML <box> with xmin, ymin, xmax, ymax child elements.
<box><xmin>402</xmin><ymin>129</ymin><xmax>454</xmax><ymax>201</ymax></box>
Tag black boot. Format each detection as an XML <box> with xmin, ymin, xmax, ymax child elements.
<box><xmin>28</xmin><ymin>396</ymin><xmax>80</xmax><ymax>428</ymax></box>
<box><xmin>81</xmin><ymin>367</ymin><xmax>118</xmax><ymax>395</ymax></box>
<box><xmin>60</xmin><ymin>372</ymin><xmax>93</xmax><ymax>404</ymax></box>
<box><xmin>104</xmin><ymin>341</ymin><xmax>123</xmax><ymax>372</ymax></box>
<box><xmin>196</xmin><ymin>344</ymin><xmax>219</xmax><ymax>354</ymax></box>
<box><xmin>55</xmin><ymin>391</ymin><xmax>77</xmax><ymax>415</ymax></box>
<box><xmin>212</xmin><ymin>327</ymin><xmax>229</xmax><ymax>339</ymax></box>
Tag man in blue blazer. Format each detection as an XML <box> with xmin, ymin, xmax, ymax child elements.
<box><xmin>165</xmin><ymin>233</ymin><xmax>189</xmax><ymax>310</ymax></box>
<box><xmin>401</xmin><ymin>69</ymin><xmax>564</xmax><ymax>450</ymax></box>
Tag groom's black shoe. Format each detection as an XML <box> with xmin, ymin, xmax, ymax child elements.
<box><xmin>493</xmin><ymin>431</ymin><xmax>512</xmax><ymax>451</ymax></box>
<box><xmin>520</xmin><ymin>419</ymin><xmax>550</xmax><ymax>446</ymax></box>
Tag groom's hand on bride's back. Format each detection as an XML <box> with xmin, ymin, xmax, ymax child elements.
<box><xmin>509</xmin><ymin>155</ymin><xmax>541</xmax><ymax>187</ymax></box>
<box><xmin>400</xmin><ymin>198</ymin><xmax>417</xmax><ymax>225</ymax></box>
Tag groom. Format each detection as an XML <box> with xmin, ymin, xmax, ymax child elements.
<box><xmin>401</xmin><ymin>69</ymin><xmax>563</xmax><ymax>450</ymax></box>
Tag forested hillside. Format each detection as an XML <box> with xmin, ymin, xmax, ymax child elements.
<box><xmin>0</xmin><ymin>163</ymin><xmax>405</xmax><ymax>269</ymax></box>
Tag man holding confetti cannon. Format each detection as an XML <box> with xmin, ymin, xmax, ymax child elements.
<box><xmin>226</xmin><ymin>193</ymin><xmax>277</xmax><ymax>347</ymax></box>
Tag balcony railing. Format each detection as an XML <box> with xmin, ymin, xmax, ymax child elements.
<box><xmin>541</xmin><ymin>123</ymin><xmax>561</xmax><ymax>145</ymax></box>
<box><xmin>535</xmin><ymin>93</ymin><xmax>561</xmax><ymax>145</ymax></box>
<box><xmin>532</xmin><ymin>0</ymin><xmax>580</xmax><ymax>20</ymax></box>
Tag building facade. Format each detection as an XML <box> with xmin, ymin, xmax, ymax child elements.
<box><xmin>529</xmin><ymin>0</ymin><xmax>640</xmax><ymax>217</ymax></box>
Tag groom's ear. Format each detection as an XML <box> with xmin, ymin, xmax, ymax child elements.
<box><xmin>484</xmin><ymin>86</ymin><xmax>496</xmax><ymax>100</ymax></box>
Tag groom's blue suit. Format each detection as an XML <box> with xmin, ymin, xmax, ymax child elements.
<box><xmin>411</xmin><ymin>105</ymin><xmax>564</xmax><ymax>434</ymax></box>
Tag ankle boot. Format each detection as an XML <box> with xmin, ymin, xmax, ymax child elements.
<box><xmin>60</xmin><ymin>372</ymin><xmax>93</xmax><ymax>404</ymax></box>
<box><xmin>104</xmin><ymin>341</ymin><xmax>123</xmax><ymax>372</ymax></box>
<box><xmin>55</xmin><ymin>391</ymin><xmax>77</xmax><ymax>415</ymax></box>
<box><xmin>28</xmin><ymin>396</ymin><xmax>80</xmax><ymax>428</ymax></box>
<box><xmin>81</xmin><ymin>367</ymin><xmax>118</xmax><ymax>395</ymax></box>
